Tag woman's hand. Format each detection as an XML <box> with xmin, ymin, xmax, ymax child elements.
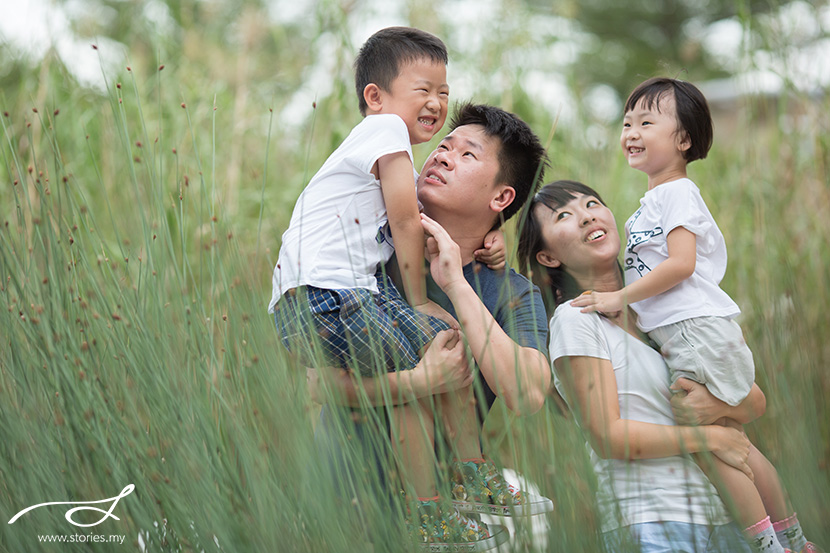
<box><xmin>420</xmin><ymin>214</ymin><xmax>466</xmax><ymax>295</ymax></box>
<box><xmin>710</xmin><ymin>425</ymin><xmax>754</xmax><ymax>481</ymax></box>
<box><xmin>415</xmin><ymin>329</ymin><xmax>473</xmax><ymax>395</ymax></box>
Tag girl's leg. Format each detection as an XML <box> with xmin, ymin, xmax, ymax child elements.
<box><xmin>747</xmin><ymin>443</ymin><xmax>793</xmax><ymax>523</ymax></box>
<box><xmin>694</xmin><ymin>419</ymin><xmax>786</xmax><ymax>553</ymax></box>
<box><xmin>692</xmin><ymin>450</ymin><xmax>768</xmax><ymax>529</ymax></box>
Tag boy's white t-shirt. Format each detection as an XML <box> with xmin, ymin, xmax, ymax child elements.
<box><xmin>548</xmin><ymin>302</ymin><xmax>731</xmax><ymax>532</ymax></box>
<box><xmin>623</xmin><ymin>178</ymin><xmax>740</xmax><ymax>332</ymax></box>
<box><xmin>268</xmin><ymin>114</ymin><xmax>414</xmax><ymax>313</ymax></box>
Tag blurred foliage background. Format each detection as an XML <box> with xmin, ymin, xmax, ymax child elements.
<box><xmin>1</xmin><ymin>0</ymin><xmax>829</xmax><ymax>551</ymax></box>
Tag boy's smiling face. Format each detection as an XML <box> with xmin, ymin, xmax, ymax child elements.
<box><xmin>372</xmin><ymin>58</ymin><xmax>449</xmax><ymax>145</ymax></box>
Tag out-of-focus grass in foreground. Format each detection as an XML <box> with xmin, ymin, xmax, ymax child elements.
<box><xmin>1</xmin><ymin>38</ymin><xmax>828</xmax><ymax>553</ymax></box>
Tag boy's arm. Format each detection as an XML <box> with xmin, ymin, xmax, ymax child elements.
<box><xmin>474</xmin><ymin>228</ymin><xmax>507</xmax><ymax>270</ymax></box>
<box><xmin>378</xmin><ymin>152</ymin><xmax>458</xmax><ymax>327</ymax></box>
<box><xmin>572</xmin><ymin>226</ymin><xmax>697</xmax><ymax>314</ymax></box>
<box><xmin>378</xmin><ymin>151</ymin><xmax>429</xmax><ymax>306</ymax></box>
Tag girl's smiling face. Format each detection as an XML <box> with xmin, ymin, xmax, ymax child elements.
<box><xmin>620</xmin><ymin>93</ymin><xmax>691</xmax><ymax>188</ymax></box>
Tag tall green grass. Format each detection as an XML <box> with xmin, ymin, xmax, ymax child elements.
<box><xmin>2</xmin><ymin>22</ymin><xmax>829</xmax><ymax>553</ymax></box>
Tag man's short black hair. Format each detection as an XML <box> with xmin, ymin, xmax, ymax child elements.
<box><xmin>449</xmin><ymin>103</ymin><xmax>548</xmax><ymax>223</ymax></box>
<box><xmin>354</xmin><ymin>27</ymin><xmax>448</xmax><ymax>116</ymax></box>
<box><xmin>624</xmin><ymin>77</ymin><xmax>713</xmax><ymax>163</ymax></box>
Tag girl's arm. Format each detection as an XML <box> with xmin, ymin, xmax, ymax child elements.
<box><xmin>554</xmin><ymin>354</ymin><xmax>752</xmax><ymax>476</ymax></box>
<box><xmin>378</xmin><ymin>152</ymin><xmax>458</xmax><ymax>328</ymax></box>
<box><xmin>572</xmin><ymin>226</ymin><xmax>696</xmax><ymax>314</ymax></box>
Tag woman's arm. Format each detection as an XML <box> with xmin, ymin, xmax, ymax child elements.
<box><xmin>307</xmin><ymin>329</ymin><xmax>472</xmax><ymax>407</ymax></box>
<box><xmin>670</xmin><ymin>377</ymin><xmax>766</xmax><ymax>426</ymax></box>
<box><xmin>554</xmin><ymin>355</ymin><xmax>752</xmax><ymax>476</ymax></box>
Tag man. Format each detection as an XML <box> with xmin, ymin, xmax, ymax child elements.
<box><xmin>308</xmin><ymin>103</ymin><xmax>551</xmax><ymax>547</ymax></box>
<box><xmin>313</xmin><ymin>103</ymin><xmax>550</xmax><ymax>414</ymax></box>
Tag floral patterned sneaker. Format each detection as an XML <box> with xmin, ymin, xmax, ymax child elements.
<box><xmin>406</xmin><ymin>496</ymin><xmax>508</xmax><ymax>552</ymax></box>
<box><xmin>451</xmin><ymin>459</ymin><xmax>554</xmax><ymax>517</ymax></box>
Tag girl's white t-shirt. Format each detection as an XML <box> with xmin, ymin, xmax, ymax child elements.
<box><xmin>623</xmin><ymin>178</ymin><xmax>739</xmax><ymax>332</ymax></box>
<box><xmin>548</xmin><ymin>301</ymin><xmax>731</xmax><ymax>532</ymax></box>
<box><xmin>269</xmin><ymin>114</ymin><xmax>414</xmax><ymax>313</ymax></box>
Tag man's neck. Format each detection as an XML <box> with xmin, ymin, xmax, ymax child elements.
<box><xmin>427</xmin><ymin>212</ymin><xmax>491</xmax><ymax>265</ymax></box>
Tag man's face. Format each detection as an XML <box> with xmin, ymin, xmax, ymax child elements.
<box><xmin>417</xmin><ymin>124</ymin><xmax>505</xmax><ymax>221</ymax></box>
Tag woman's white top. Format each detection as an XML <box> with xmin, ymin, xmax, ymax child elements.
<box><xmin>548</xmin><ymin>301</ymin><xmax>731</xmax><ymax>532</ymax></box>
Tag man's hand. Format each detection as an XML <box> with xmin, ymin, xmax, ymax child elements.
<box><xmin>414</xmin><ymin>299</ymin><xmax>460</xmax><ymax>330</ymax></box>
<box><xmin>570</xmin><ymin>289</ymin><xmax>625</xmax><ymax>316</ymax></box>
<box><xmin>306</xmin><ymin>367</ymin><xmax>327</xmax><ymax>404</ymax></box>
<box><xmin>474</xmin><ymin>229</ymin><xmax>506</xmax><ymax>270</ymax></box>
<box><xmin>671</xmin><ymin>377</ymin><xmax>727</xmax><ymax>426</ymax></box>
<box><xmin>417</xmin><ymin>329</ymin><xmax>473</xmax><ymax>395</ymax></box>
<box><xmin>420</xmin><ymin>214</ymin><xmax>466</xmax><ymax>295</ymax></box>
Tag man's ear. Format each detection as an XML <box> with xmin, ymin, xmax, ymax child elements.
<box><xmin>490</xmin><ymin>186</ymin><xmax>516</xmax><ymax>214</ymax></box>
<box><xmin>363</xmin><ymin>84</ymin><xmax>383</xmax><ymax>113</ymax></box>
<box><xmin>536</xmin><ymin>250</ymin><xmax>560</xmax><ymax>268</ymax></box>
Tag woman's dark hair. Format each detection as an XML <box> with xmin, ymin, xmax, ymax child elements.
<box><xmin>623</xmin><ymin>77</ymin><xmax>713</xmax><ymax>163</ymax></box>
<box><xmin>517</xmin><ymin>180</ymin><xmax>609</xmax><ymax>309</ymax></box>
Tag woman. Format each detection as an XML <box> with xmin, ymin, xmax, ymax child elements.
<box><xmin>515</xmin><ymin>180</ymin><xmax>769</xmax><ymax>552</ymax></box>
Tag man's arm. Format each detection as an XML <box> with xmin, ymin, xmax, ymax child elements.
<box><xmin>671</xmin><ymin>378</ymin><xmax>766</xmax><ymax>426</ymax></box>
<box><xmin>307</xmin><ymin>330</ymin><xmax>472</xmax><ymax>407</ymax></box>
<box><xmin>421</xmin><ymin>214</ymin><xmax>550</xmax><ymax>415</ymax></box>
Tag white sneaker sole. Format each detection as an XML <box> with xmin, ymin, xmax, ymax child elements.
<box><xmin>453</xmin><ymin>494</ymin><xmax>554</xmax><ymax>517</ymax></box>
<box><xmin>417</xmin><ymin>524</ymin><xmax>509</xmax><ymax>552</ymax></box>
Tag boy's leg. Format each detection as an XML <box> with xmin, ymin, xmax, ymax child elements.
<box><xmin>392</xmin><ymin>397</ymin><xmax>438</xmax><ymax>498</ymax></box>
<box><xmin>437</xmin><ymin>384</ymin><xmax>482</xmax><ymax>460</ymax></box>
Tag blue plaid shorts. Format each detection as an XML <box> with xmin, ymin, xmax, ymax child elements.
<box><xmin>274</xmin><ymin>271</ymin><xmax>450</xmax><ymax>377</ymax></box>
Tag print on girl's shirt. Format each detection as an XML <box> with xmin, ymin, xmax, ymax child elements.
<box><xmin>624</xmin><ymin>207</ymin><xmax>663</xmax><ymax>278</ymax></box>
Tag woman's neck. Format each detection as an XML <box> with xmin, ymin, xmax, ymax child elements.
<box><xmin>574</xmin><ymin>266</ymin><xmax>623</xmax><ymax>294</ymax></box>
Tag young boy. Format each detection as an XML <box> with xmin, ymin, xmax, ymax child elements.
<box><xmin>268</xmin><ymin>27</ymin><xmax>508</xmax><ymax>550</ymax></box>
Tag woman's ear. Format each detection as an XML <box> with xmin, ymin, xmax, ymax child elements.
<box><xmin>490</xmin><ymin>186</ymin><xmax>516</xmax><ymax>213</ymax></box>
<box><xmin>536</xmin><ymin>250</ymin><xmax>561</xmax><ymax>268</ymax></box>
<box><xmin>363</xmin><ymin>84</ymin><xmax>383</xmax><ymax>113</ymax></box>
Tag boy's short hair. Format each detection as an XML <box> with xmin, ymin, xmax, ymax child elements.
<box><xmin>449</xmin><ymin>103</ymin><xmax>548</xmax><ymax>224</ymax></box>
<box><xmin>354</xmin><ymin>27</ymin><xmax>448</xmax><ymax>116</ymax></box>
<box><xmin>623</xmin><ymin>77</ymin><xmax>713</xmax><ymax>163</ymax></box>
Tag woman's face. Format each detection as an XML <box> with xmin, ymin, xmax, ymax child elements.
<box><xmin>533</xmin><ymin>193</ymin><xmax>620</xmax><ymax>275</ymax></box>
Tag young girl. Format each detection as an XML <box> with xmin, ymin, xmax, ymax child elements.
<box><xmin>572</xmin><ymin>77</ymin><xmax>819</xmax><ymax>553</ymax></box>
